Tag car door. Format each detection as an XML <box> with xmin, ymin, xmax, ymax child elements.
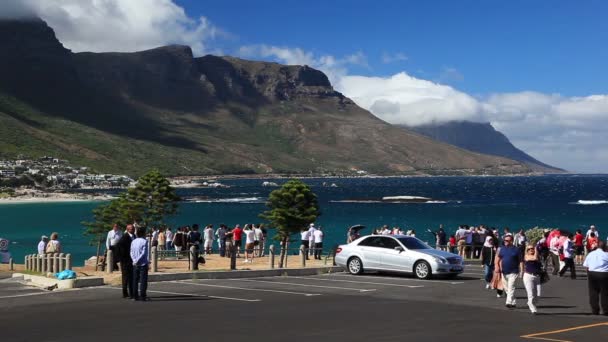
<box><xmin>357</xmin><ymin>236</ymin><xmax>383</xmax><ymax>269</ymax></box>
<box><xmin>378</xmin><ymin>237</ymin><xmax>409</xmax><ymax>272</ymax></box>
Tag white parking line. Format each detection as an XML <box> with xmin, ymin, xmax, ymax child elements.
<box><xmin>0</xmin><ymin>291</ymin><xmax>53</xmax><ymax>299</ymax></box>
<box><xmin>148</xmin><ymin>289</ymin><xmax>261</xmax><ymax>302</ymax></box>
<box><xmin>327</xmin><ymin>273</ymin><xmax>464</xmax><ymax>285</ymax></box>
<box><xmin>104</xmin><ymin>286</ymin><xmax>261</xmax><ymax>302</ymax></box>
<box><xmin>281</xmin><ymin>276</ymin><xmax>424</xmax><ymax>288</ymax></box>
<box><xmin>174</xmin><ymin>280</ymin><xmax>321</xmax><ymax>297</ymax></box>
<box><xmin>236</xmin><ymin>279</ymin><xmax>377</xmax><ymax>292</ymax></box>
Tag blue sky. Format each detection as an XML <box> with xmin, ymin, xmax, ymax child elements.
<box><xmin>4</xmin><ymin>0</ymin><xmax>608</xmax><ymax>172</ymax></box>
<box><xmin>179</xmin><ymin>0</ymin><xmax>608</xmax><ymax>97</ymax></box>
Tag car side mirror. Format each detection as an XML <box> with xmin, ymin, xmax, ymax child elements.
<box><xmin>394</xmin><ymin>246</ymin><xmax>404</xmax><ymax>252</ymax></box>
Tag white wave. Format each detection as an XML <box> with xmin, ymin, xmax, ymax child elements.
<box><xmin>574</xmin><ymin>200</ymin><xmax>608</xmax><ymax>205</ymax></box>
<box><xmin>330</xmin><ymin>199</ymin><xmax>449</xmax><ymax>204</ymax></box>
<box><xmin>382</xmin><ymin>196</ymin><xmax>431</xmax><ymax>201</ymax></box>
<box><xmin>194</xmin><ymin>197</ymin><xmax>264</xmax><ymax>203</ymax></box>
<box><xmin>424</xmin><ymin>200</ymin><xmax>448</xmax><ymax>204</ymax></box>
<box><xmin>330</xmin><ymin>200</ymin><xmax>382</xmax><ymax>203</ymax></box>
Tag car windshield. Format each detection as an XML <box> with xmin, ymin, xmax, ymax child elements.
<box><xmin>397</xmin><ymin>237</ymin><xmax>432</xmax><ymax>250</ymax></box>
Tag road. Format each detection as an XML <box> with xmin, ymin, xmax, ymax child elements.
<box><xmin>0</xmin><ymin>262</ymin><xmax>606</xmax><ymax>341</ymax></box>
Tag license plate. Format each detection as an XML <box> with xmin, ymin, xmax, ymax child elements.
<box><xmin>451</xmin><ymin>266</ymin><xmax>462</xmax><ymax>271</ymax></box>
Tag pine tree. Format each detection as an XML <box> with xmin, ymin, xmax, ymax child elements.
<box><xmin>260</xmin><ymin>179</ymin><xmax>320</xmax><ymax>267</ymax></box>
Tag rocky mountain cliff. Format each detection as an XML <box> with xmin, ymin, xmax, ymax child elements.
<box><xmin>406</xmin><ymin>121</ymin><xmax>563</xmax><ymax>172</ymax></box>
<box><xmin>0</xmin><ymin>18</ymin><xmax>532</xmax><ymax>176</ymax></box>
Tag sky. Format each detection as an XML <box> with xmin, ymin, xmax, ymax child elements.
<box><xmin>2</xmin><ymin>0</ymin><xmax>607</xmax><ymax>173</ymax></box>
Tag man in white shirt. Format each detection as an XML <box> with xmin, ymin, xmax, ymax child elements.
<box><xmin>253</xmin><ymin>225</ymin><xmax>264</xmax><ymax>257</ymax></box>
<box><xmin>313</xmin><ymin>226</ymin><xmax>324</xmax><ymax>260</ymax></box>
<box><xmin>381</xmin><ymin>225</ymin><xmax>391</xmax><ymax>235</ymax></box>
<box><xmin>106</xmin><ymin>224</ymin><xmax>123</xmax><ymax>270</ymax></box>
<box><xmin>308</xmin><ymin>224</ymin><xmax>317</xmax><ymax>258</ymax></box>
<box><xmin>583</xmin><ymin>241</ymin><xmax>608</xmax><ymax>315</ymax></box>
<box><xmin>203</xmin><ymin>225</ymin><xmax>214</xmax><ymax>255</ymax></box>
<box><xmin>37</xmin><ymin>236</ymin><xmax>48</xmax><ymax>255</ymax></box>
<box><xmin>455</xmin><ymin>226</ymin><xmax>467</xmax><ymax>258</ymax></box>
<box><xmin>301</xmin><ymin>228</ymin><xmax>311</xmax><ymax>260</ymax></box>
<box><xmin>165</xmin><ymin>228</ymin><xmax>174</xmax><ymax>250</ymax></box>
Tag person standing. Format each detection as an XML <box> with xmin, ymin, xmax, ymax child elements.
<box><xmin>165</xmin><ymin>228</ymin><xmax>174</xmax><ymax>251</ymax></box>
<box><xmin>188</xmin><ymin>224</ymin><xmax>202</xmax><ymax>252</ymax></box>
<box><xmin>37</xmin><ymin>236</ymin><xmax>48</xmax><ymax>255</ymax></box>
<box><xmin>481</xmin><ymin>233</ymin><xmax>497</xmax><ymax>289</ymax></box>
<box><xmin>130</xmin><ymin>227</ymin><xmax>149</xmax><ymax>301</ymax></box>
<box><xmin>232</xmin><ymin>224</ymin><xmax>243</xmax><ymax>258</ymax></box>
<box><xmin>455</xmin><ymin>225</ymin><xmax>467</xmax><ymax>258</ymax></box>
<box><xmin>216</xmin><ymin>224</ymin><xmax>227</xmax><ymax>257</ymax></box>
<box><xmin>300</xmin><ymin>227</ymin><xmax>311</xmax><ymax>260</ymax></box>
<box><xmin>151</xmin><ymin>226</ymin><xmax>159</xmax><ymax>248</ymax></box>
<box><xmin>203</xmin><ymin>224</ymin><xmax>214</xmax><ymax>255</ymax></box>
<box><xmin>586</xmin><ymin>225</ymin><xmax>600</xmax><ymax>241</ymax></box>
<box><xmin>173</xmin><ymin>227</ymin><xmax>185</xmax><ymax>254</ymax></box>
<box><xmin>559</xmin><ymin>233</ymin><xmax>577</xmax><ymax>279</ymax></box>
<box><xmin>243</xmin><ymin>225</ymin><xmax>255</xmax><ymax>263</ymax></box>
<box><xmin>313</xmin><ymin>226</ymin><xmax>324</xmax><ymax>260</ymax></box>
<box><xmin>583</xmin><ymin>241</ymin><xmax>608</xmax><ymax>315</ymax></box>
<box><xmin>253</xmin><ymin>224</ymin><xmax>264</xmax><ymax>257</ymax></box>
<box><xmin>497</xmin><ymin>235</ymin><xmax>523</xmax><ymax>308</ymax></box>
<box><xmin>116</xmin><ymin>224</ymin><xmax>135</xmax><ymax>299</ymax></box>
<box><xmin>157</xmin><ymin>228</ymin><xmax>166</xmax><ymax>251</ymax></box>
<box><xmin>523</xmin><ymin>243</ymin><xmax>543</xmax><ymax>314</ymax></box>
<box><xmin>548</xmin><ymin>230</ymin><xmax>561</xmax><ymax>275</ymax></box>
<box><xmin>574</xmin><ymin>229</ymin><xmax>585</xmax><ymax>265</ymax></box>
<box><xmin>260</xmin><ymin>224</ymin><xmax>268</xmax><ymax>257</ymax></box>
<box><xmin>437</xmin><ymin>227</ymin><xmax>447</xmax><ymax>251</ymax></box>
<box><xmin>587</xmin><ymin>232</ymin><xmax>599</xmax><ymax>254</ymax></box>
<box><xmin>308</xmin><ymin>224</ymin><xmax>317</xmax><ymax>258</ymax></box>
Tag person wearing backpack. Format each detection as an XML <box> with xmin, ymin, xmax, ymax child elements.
<box><xmin>188</xmin><ymin>224</ymin><xmax>202</xmax><ymax>251</ymax></box>
<box><xmin>45</xmin><ymin>232</ymin><xmax>61</xmax><ymax>254</ymax></box>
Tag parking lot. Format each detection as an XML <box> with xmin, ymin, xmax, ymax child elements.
<box><xmin>1</xmin><ymin>263</ymin><xmax>606</xmax><ymax>341</ymax></box>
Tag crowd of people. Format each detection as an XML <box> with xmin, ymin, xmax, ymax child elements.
<box><xmin>106</xmin><ymin>223</ymin><xmax>271</xmax><ymax>264</ymax></box>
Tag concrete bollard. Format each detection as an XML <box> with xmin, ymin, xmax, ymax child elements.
<box><xmin>35</xmin><ymin>255</ymin><xmax>40</xmax><ymax>272</ymax></box>
<box><xmin>269</xmin><ymin>245</ymin><xmax>275</xmax><ymax>269</ymax></box>
<box><xmin>41</xmin><ymin>255</ymin><xmax>47</xmax><ymax>273</ymax></box>
<box><xmin>47</xmin><ymin>253</ymin><xmax>53</xmax><ymax>273</ymax></box>
<box><xmin>65</xmin><ymin>254</ymin><xmax>72</xmax><ymax>270</ymax></box>
<box><xmin>189</xmin><ymin>246</ymin><xmax>197</xmax><ymax>271</ymax></box>
<box><xmin>300</xmin><ymin>245</ymin><xmax>306</xmax><ymax>267</ymax></box>
<box><xmin>58</xmin><ymin>253</ymin><xmax>65</xmax><ymax>272</ymax></box>
<box><xmin>9</xmin><ymin>258</ymin><xmax>14</xmax><ymax>271</ymax></box>
<box><xmin>25</xmin><ymin>255</ymin><xmax>30</xmax><ymax>271</ymax></box>
<box><xmin>230</xmin><ymin>245</ymin><xmax>236</xmax><ymax>270</ymax></box>
<box><xmin>106</xmin><ymin>249</ymin><xmax>114</xmax><ymax>274</ymax></box>
<box><xmin>151</xmin><ymin>246</ymin><xmax>158</xmax><ymax>272</ymax></box>
<box><xmin>53</xmin><ymin>253</ymin><xmax>60</xmax><ymax>274</ymax></box>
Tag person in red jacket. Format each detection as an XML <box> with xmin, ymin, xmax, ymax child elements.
<box><xmin>232</xmin><ymin>224</ymin><xmax>243</xmax><ymax>257</ymax></box>
<box><xmin>574</xmin><ymin>229</ymin><xmax>585</xmax><ymax>265</ymax></box>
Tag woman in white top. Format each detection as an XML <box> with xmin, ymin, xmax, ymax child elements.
<box><xmin>253</xmin><ymin>225</ymin><xmax>264</xmax><ymax>257</ymax></box>
<box><xmin>243</xmin><ymin>225</ymin><xmax>256</xmax><ymax>263</ymax></box>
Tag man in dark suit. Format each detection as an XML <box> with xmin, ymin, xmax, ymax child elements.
<box><xmin>116</xmin><ymin>224</ymin><xmax>135</xmax><ymax>298</ymax></box>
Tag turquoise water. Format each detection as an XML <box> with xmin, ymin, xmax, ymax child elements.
<box><xmin>1</xmin><ymin>175</ymin><xmax>607</xmax><ymax>265</ymax></box>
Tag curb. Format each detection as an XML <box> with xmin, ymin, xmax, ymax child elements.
<box><xmin>148</xmin><ymin>266</ymin><xmax>344</xmax><ymax>283</ymax></box>
<box><xmin>13</xmin><ymin>273</ymin><xmax>104</xmax><ymax>289</ymax></box>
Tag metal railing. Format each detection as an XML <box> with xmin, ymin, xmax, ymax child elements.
<box><xmin>24</xmin><ymin>253</ymin><xmax>72</xmax><ymax>273</ymax></box>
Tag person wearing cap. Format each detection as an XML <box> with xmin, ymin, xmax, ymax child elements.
<box><xmin>583</xmin><ymin>241</ymin><xmax>608</xmax><ymax>315</ymax></box>
<box><xmin>37</xmin><ymin>236</ymin><xmax>49</xmax><ymax>255</ymax></box>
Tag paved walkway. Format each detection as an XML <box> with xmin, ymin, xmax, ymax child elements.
<box><xmin>1</xmin><ymin>262</ymin><xmax>606</xmax><ymax>341</ymax></box>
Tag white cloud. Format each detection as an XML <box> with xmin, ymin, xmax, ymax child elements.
<box><xmin>239</xmin><ymin>45</ymin><xmax>608</xmax><ymax>172</ymax></box>
<box><xmin>3</xmin><ymin>0</ymin><xmax>222</xmax><ymax>55</ymax></box>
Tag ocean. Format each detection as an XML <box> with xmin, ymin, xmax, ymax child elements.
<box><xmin>1</xmin><ymin>175</ymin><xmax>607</xmax><ymax>266</ymax></box>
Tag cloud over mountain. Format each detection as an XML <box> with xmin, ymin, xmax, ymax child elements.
<box><xmin>0</xmin><ymin>0</ymin><xmax>221</xmax><ymax>55</ymax></box>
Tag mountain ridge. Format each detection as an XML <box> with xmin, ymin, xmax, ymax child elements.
<box><xmin>0</xmin><ymin>17</ymin><xmax>533</xmax><ymax>177</ymax></box>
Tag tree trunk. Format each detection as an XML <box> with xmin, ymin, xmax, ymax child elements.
<box><xmin>94</xmin><ymin>235</ymin><xmax>102</xmax><ymax>272</ymax></box>
<box><xmin>279</xmin><ymin>237</ymin><xmax>287</xmax><ymax>268</ymax></box>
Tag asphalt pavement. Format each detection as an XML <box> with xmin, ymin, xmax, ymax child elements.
<box><xmin>1</xmin><ymin>262</ymin><xmax>607</xmax><ymax>342</ymax></box>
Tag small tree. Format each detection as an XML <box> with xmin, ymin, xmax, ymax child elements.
<box><xmin>123</xmin><ymin>170</ymin><xmax>180</xmax><ymax>227</ymax></box>
<box><xmin>525</xmin><ymin>227</ymin><xmax>546</xmax><ymax>245</ymax></box>
<box><xmin>82</xmin><ymin>170</ymin><xmax>180</xmax><ymax>269</ymax></box>
<box><xmin>82</xmin><ymin>199</ymin><xmax>124</xmax><ymax>271</ymax></box>
<box><xmin>259</xmin><ymin>179</ymin><xmax>320</xmax><ymax>267</ymax></box>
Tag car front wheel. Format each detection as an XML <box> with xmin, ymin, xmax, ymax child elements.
<box><xmin>347</xmin><ymin>257</ymin><xmax>363</xmax><ymax>275</ymax></box>
<box><xmin>414</xmin><ymin>261</ymin><xmax>432</xmax><ymax>279</ymax></box>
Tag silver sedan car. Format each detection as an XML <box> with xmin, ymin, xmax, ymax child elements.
<box><xmin>335</xmin><ymin>235</ymin><xmax>464</xmax><ymax>279</ymax></box>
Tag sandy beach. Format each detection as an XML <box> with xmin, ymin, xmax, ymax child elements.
<box><xmin>0</xmin><ymin>189</ymin><xmax>115</xmax><ymax>204</ymax></box>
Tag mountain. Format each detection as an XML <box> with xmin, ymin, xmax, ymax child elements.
<box><xmin>0</xmin><ymin>18</ymin><xmax>533</xmax><ymax>177</ymax></box>
<box><xmin>406</xmin><ymin>121</ymin><xmax>563</xmax><ymax>172</ymax></box>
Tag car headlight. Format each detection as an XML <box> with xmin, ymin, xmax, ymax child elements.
<box><xmin>432</xmin><ymin>256</ymin><xmax>447</xmax><ymax>264</ymax></box>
